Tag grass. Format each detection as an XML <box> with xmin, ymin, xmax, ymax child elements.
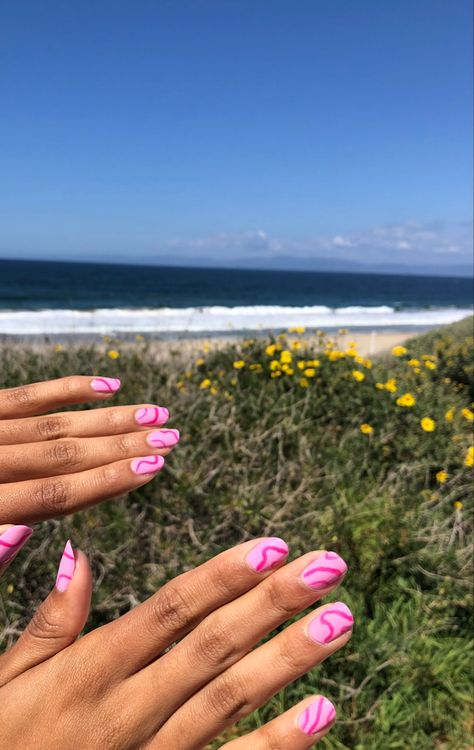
<box><xmin>0</xmin><ymin>318</ymin><xmax>473</xmax><ymax>749</ymax></box>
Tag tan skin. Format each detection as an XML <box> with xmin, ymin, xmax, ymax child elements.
<box><xmin>0</xmin><ymin>377</ymin><xmax>352</xmax><ymax>748</ymax></box>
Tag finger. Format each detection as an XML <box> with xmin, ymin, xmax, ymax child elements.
<box><xmin>86</xmin><ymin>537</ymin><xmax>290</xmax><ymax>678</ymax></box>
<box><xmin>0</xmin><ymin>404</ymin><xmax>170</xmax><ymax>446</ymax></box>
<box><xmin>0</xmin><ymin>541</ymin><xmax>92</xmax><ymax>686</ymax></box>
<box><xmin>0</xmin><ymin>428</ymin><xmax>180</xmax><ymax>481</ymax></box>
<box><xmin>155</xmin><ymin>602</ymin><xmax>353</xmax><ymax>748</ymax></box>
<box><xmin>0</xmin><ymin>375</ymin><xmax>121</xmax><ymax>419</ymax></box>
<box><xmin>0</xmin><ymin>455</ymin><xmax>166</xmax><ymax>523</ymax></box>
<box><xmin>0</xmin><ymin>524</ymin><xmax>33</xmax><ymax>577</ymax></box>
<box><xmin>222</xmin><ymin>695</ymin><xmax>337</xmax><ymax>749</ymax></box>
<box><xmin>136</xmin><ymin>551</ymin><xmax>347</xmax><ymax>719</ymax></box>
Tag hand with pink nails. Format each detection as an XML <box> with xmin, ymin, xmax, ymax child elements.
<box><xmin>0</xmin><ymin>377</ymin><xmax>179</xmax><ymax>556</ymax></box>
<box><xmin>0</xmin><ymin>540</ymin><xmax>353</xmax><ymax>749</ymax></box>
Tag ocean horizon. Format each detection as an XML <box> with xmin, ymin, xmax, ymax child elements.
<box><xmin>0</xmin><ymin>258</ymin><xmax>472</xmax><ymax>336</ymax></box>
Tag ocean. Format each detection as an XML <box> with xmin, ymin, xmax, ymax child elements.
<box><xmin>0</xmin><ymin>258</ymin><xmax>472</xmax><ymax>336</ymax></box>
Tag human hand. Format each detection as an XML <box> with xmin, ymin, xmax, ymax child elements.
<box><xmin>0</xmin><ymin>538</ymin><xmax>353</xmax><ymax>749</ymax></box>
<box><xmin>0</xmin><ymin>375</ymin><xmax>179</xmax><ymax>568</ymax></box>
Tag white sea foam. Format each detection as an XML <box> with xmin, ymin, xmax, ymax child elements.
<box><xmin>0</xmin><ymin>305</ymin><xmax>471</xmax><ymax>335</ymax></box>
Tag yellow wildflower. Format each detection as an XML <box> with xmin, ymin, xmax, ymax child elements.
<box><xmin>265</xmin><ymin>344</ymin><xmax>277</xmax><ymax>357</ymax></box>
<box><xmin>54</xmin><ymin>343</ymin><xmax>63</xmax><ymax>352</ymax></box>
<box><xmin>445</xmin><ymin>408</ymin><xmax>455</xmax><ymax>422</ymax></box>
<box><xmin>176</xmin><ymin>380</ymin><xmax>185</xmax><ymax>391</ymax></box>
<box><xmin>360</xmin><ymin>423</ymin><xmax>374</xmax><ymax>435</ymax></box>
<box><xmin>233</xmin><ymin>360</ymin><xmax>245</xmax><ymax>369</ymax></box>
<box><xmin>392</xmin><ymin>345</ymin><xmax>408</xmax><ymax>356</ymax></box>
<box><xmin>465</xmin><ymin>446</ymin><xmax>474</xmax><ymax>467</ymax></box>
<box><xmin>199</xmin><ymin>378</ymin><xmax>211</xmax><ymax>390</ymax></box>
<box><xmin>271</xmin><ymin>370</ymin><xmax>282</xmax><ymax>378</ymax></box>
<box><xmin>210</xmin><ymin>386</ymin><xmax>218</xmax><ymax>395</ymax></box>
<box><xmin>385</xmin><ymin>378</ymin><xmax>397</xmax><ymax>393</ymax></box>
<box><xmin>203</xmin><ymin>342</ymin><xmax>210</xmax><ymax>353</ymax></box>
<box><xmin>436</xmin><ymin>470</ymin><xmax>448</xmax><ymax>484</ymax></box>
<box><xmin>289</xmin><ymin>325</ymin><xmax>306</xmax><ymax>334</ymax></box>
<box><xmin>280</xmin><ymin>350</ymin><xmax>292</xmax><ymax>364</ymax></box>
<box><xmin>338</xmin><ymin>327</ymin><xmax>348</xmax><ymax>335</ymax></box>
<box><xmin>354</xmin><ymin>354</ymin><xmax>364</xmax><ymax>365</ymax></box>
<box><xmin>291</xmin><ymin>340</ymin><xmax>302</xmax><ymax>350</ymax></box>
<box><xmin>6</xmin><ymin>583</ymin><xmax>14</xmax><ymax>594</ymax></box>
<box><xmin>420</xmin><ymin>417</ymin><xmax>436</xmax><ymax>432</ymax></box>
<box><xmin>408</xmin><ymin>358</ymin><xmax>420</xmax><ymax>366</ymax></box>
<box><xmin>396</xmin><ymin>393</ymin><xmax>416</xmax><ymax>407</ymax></box>
<box><xmin>297</xmin><ymin>361</ymin><xmax>307</xmax><ymax>370</ymax></box>
<box><xmin>298</xmin><ymin>377</ymin><xmax>309</xmax><ymax>388</ymax></box>
<box><xmin>375</xmin><ymin>382</ymin><xmax>385</xmax><ymax>390</ymax></box>
<box><xmin>308</xmin><ymin>359</ymin><xmax>321</xmax><ymax>367</ymax></box>
<box><xmin>327</xmin><ymin>350</ymin><xmax>345</xmax><ymax>361</ymax></box>
<box><xmin>424</xmin><ymin>360</ymin><xmax>437</xmax><ymax>370</ymax></box>
<box><xmin>462</xmin><ymin>408</ymin><xmax>474</xmax><ymax>421</ymax></box>
<box><xmin>195</xmin><ymin>358</ymin><xmax>205</xmax><ymax>366</ymax></box>
<box><xmin>249</xmin><ymin>363</ymin><xmax>262</xmax><ymax>371</ymax></box>
<box><xmin>346</xmin><ymin>347</ymin><xmax>358</xmax><ymax>358</ymax></box>
<box><xmin>303</xmin><ymin>368</ymin><xmax>316</xmax><ymax>377</ymax></box>
<box><xmin>107</xmin><ymin>349</ymin><xmax>120</xmax><ymax>360</ymax></box>
<box><xmin>421</xmin><ymin>354</ymin><xmax>436</xmax><ymax>361</ymax></box>
<box><xmin>363</xmin><ymin>358</ymin><xmax>373</xmax><ymax>369</ymax></box>
<box><xmin>269</xmin><ymin>360</ymin><xmax>281</xmax><ymax>371</ymax></box>
<box><xmin>230</xmin><ymin>377</ymin><xmax>237</xmax><ymax>386</ymax></box>
<box><xmin>284</xmin><ymin>367</ymin><xmax>294</xmax><ymax>376</ymax></box>
<box><xmin>414</xmin><ymin>367</ymin><xmax>422</xmax><ymax>374</ymax></box>
<box><xmin>454</xmin><ymin>501</ymin><xmax>463</xmax><ymax>510</ymax></box>
<box><xmin>352</xmin><ymin>370</ymin><xmax>365</xmax><ymax>382</ymax></box>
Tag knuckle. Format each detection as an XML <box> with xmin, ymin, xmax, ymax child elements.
<box><xmin>28</xmin><ymin>605</ymin><xmax>63</xmax><ymax>642</ymax></box>
<box><xmin>95</xmin><ymin>463</ymin><xmax>120</xmax><ymax>488</ymax></box>
<box><xmin>194</xmin><ymin>616</ymin><xmax>239</xmax><ymax>668</ymax></box>
<box><xmin>62</xmin><ymin>376</ymin><xmax>84</xmax><ymax>397</ymax></box>
<box><xmin>33</xmin><ymin>479</ymin><xmax>70</xmax><ymax>514</ymax></box>
<box><xmin>115</xmin><ymin>434</ymin><xmax>135</xmax><ymax>457</ymax></box>
<box><xmin>6</xmin><ymin>385</ymin><xmax>38</xmax><ymax>409</ymax></box>
<box><xmin>206</xmin><ymin>672</ymin><xmax>250</xmax><ymax>722</ymax></box>
<box><xmin>276</xmin><ymin>635</ymin><xmax>309</xmax><ymax>674</ymax></box>
<box><xmin>148</xmin><ymin>583</ymin><xmax>194</xmax><ymax>634</ymax></box>
<box><xmin>261</xmin><ymin>726</ymin><xmax>294</xmax><ymax>750</ymax></box>
<box><xmin>264</xmin><ymin>578</ymin><xmax>298</xmax><ymax>619</ymax></box>
<box><xmin>106</xmin><ymin>408</ymin><xmax>126</xmax><ymax>432</ymax></box>
<box><xmin>45</xmin><ymin>439</ymin><xmax>84</xmax><ymax>469</ymax></box>
<box><xmin>36</xmin><ymin>416</ymin><xmax>68</xmax><ymax>441</ymax></box>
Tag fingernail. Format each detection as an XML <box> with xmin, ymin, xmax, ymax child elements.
<box><xmin>147</xmin><ymin>429</ymin><xmax>180</xmax><ymax>448</ymax></box>
<box><xmin>0</xmin><ymin>525</ymin><xmax>33</xmax><ymax>564</ymax></box>
<box><xmin>308</xmin><ymin>603</ymin><xmax>354</xmax><ymax>645</ymax></box>
<box><xmin>135</xmin><ymin>406</ymin><xmax>170</xmax><ymax>426</ymax></box>
<box><xmin>298</xmin><ymin>697</ymin><xmax>336</xmax><ymax>735</ymax></box>
<box><xmin>55</xmin><ymin>540</ymin><xmax>76</xmax><ymax>592</ymax></box>
<box><xmin>246</xmin><ymin>537</ymin><xmax>289</xmax><ymax>572</ymax></box>
<box><xmin>301</xmin><ymin>551</ymin><xmax>348</xmax><ymax>590</ymax></box>
<box><xmin>91</xmin><ymin>377</ymin><xmax>121</xmax><ymax>393</ymax></box>
<box><xmin>131</xmin><ymin>454</ymin><xmax>165</xmax><ymax>475</ymax></box>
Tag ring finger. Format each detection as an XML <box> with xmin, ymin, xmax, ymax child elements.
<box><xmin>0</xmin><ymin>429</ymin><xmax>180</xmax><ymax>482</ymax></box>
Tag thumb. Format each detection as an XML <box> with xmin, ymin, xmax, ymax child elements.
<box><xmin>0</xmin><ymin>540</ymin><xmax>92</xmax><ymax>686</ymax></box>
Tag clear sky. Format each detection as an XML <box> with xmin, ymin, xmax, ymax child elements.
<box><xmin>0</xmin><ymin>0</ymin><xmax>472</xmax><ymax>271</ymax></box>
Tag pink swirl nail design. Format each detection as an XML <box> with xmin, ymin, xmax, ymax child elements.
<box><xmin>0</xmin><ymin>525</ymin><xmax>33</xmax><ymax>564</ymax></box>
<box><xmin>55</xmin><ymin>540</ymin><xmax>75</xmax><ymax>592</ymax></box>
<box><xmin>308</xmin><ymin>602</ymin><xmax>354</xmax><ymax>644</ymax></box>
<box><xmin>298</xmin><ymin>697</ymin><xmax>336</xmax><ymax>735</ymax></box>
<box><xmin>147</xmin><ymin>429</ymin><xmax>180</xmax><ymax>448</ymax></box>
<box><xmin>90</xmin><ymin>377</ymin><xmax>121</xmax><ymax>393</ymax></box>
<box><xmin>135</xmin><ymin>406</ymin><xmax>170</xmax><ymax>426</ymax></box>
<box><xmin>301</xmin><ymin>551</ymin><xmax>348</xmax><ymax>590</ymax></box>
<box><xmin>131</xmin><ymin>454</ymin><xmax>165</xmax><ymax>475</ymax></box>
<box><xmin>246</xmin><ymin>537</ymin><xmax>289</xmax><ymax>572</ymax></box>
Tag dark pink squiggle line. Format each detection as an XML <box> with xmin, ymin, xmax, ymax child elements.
<box><xmin>134</xmin><ymin>456</ymin><xmax>161</xmax><ymax>473</ymax></box>
<box><xmin>56</xmin><ymin>573</ymin><xmax>73</xmax><ymax>586</ymax></box>
<box><xmin>307</xmin><ymin>697</ymin><xmax>324</xmax><ymax>735</ymax></box>
<box><xmin>319</xmin><ymin>608</ymin><xmax>354</xmax><ymax>643</ymax></box>
<box><xmin>0</xmin><ymin>531</ymin><xmax>31</xmax><ymax>550</ymax></box>
<box><xmin>255</xmin><ymin>544</ymin><xmax>288</xmax><ymax>572</ymax></box>
<box><xmin>300</xmin><ymin>707</ymin><xmax>310</xmax><ymax>732</ymax></box>
<box><xmin>303</xmin><ymin>565</ymin><xmax>343</xmax><ymax>578</ymax></box>
<box><xmin>63</xmin><ymin>550</ymin><xmax>75</xmax><ymax>561</ymax></box>
<box><xmin>93</xmin><ymin>377</ymin><xmax>116</xmax><ymax>392</ymax></box>
<box><xmin>138</xmin><ymin>407</ymin><xmax>159</xmax><ymax>424</ymax></box>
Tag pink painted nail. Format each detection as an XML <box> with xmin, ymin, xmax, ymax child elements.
<box><xmin>131</xmin><ymin>454</ymin><xmax>165</xmax><ymax>475</ymax></box>
<box><xmin>246</xmin><ymin>537</ymin><xmax>289</xmax><ymax>572</ymax></box>
<box><xmin>298</xmin><ymin>697</ymin><xmax>336</xmax><ymax>735</ymax></box>
<box><xmin>90</xmin><ymin>377</ymin><xmax>121</xmax><ymax>393</ymax></box>
<box><xmin>147</xmin><ymin>429</ymin><xmax>180</xmax><ymax>448</ymax></box>
<box><xmin>301</xmin><ymin>551</ymin><xmax>348</xmax><ymax>590</ymax></box>
<box><xmin>55</xmin><ymin>540</ymin><xmax>76</xmax><ymax>592</ymax></box>
<box><xmin>308</xmin><ymin>603</ymin><xmax>354</xmax><ymax>645</ymax></box>
<box><xmin>135</xmin><ymin>406</ymin><xmax>170</xmax><ymax>426</ymax></box>
<box><xmin>0</xmin><ymin>525</ymin><xmax>33</xmax><ymax>564</ymax></box>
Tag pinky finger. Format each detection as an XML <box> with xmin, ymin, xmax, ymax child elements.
<box><xmin>223</xmin><ymin>696</ymin><xmax>337</xmax><ymax>749</ymax></box>
<box><xmin>0</xmin><ymin>524</ymin><xmax>33</xmax><ymax>577</ymax></box>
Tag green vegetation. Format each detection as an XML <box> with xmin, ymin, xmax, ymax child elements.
<box><xmin>1</xmin><ymin>318</ymin><xmax>473</xmax><ymax>749</ymax></box>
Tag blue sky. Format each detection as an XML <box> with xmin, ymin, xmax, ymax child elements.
<box><xmin>0</xmin><ymin>0</ymin><xmax>472</xmax><ymax>271</ymax></box>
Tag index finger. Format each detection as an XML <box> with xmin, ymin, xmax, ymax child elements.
<box><xmin>0</xmin><ymin>375</ymin><xmax>122</xmax><ymax>419</ymax></box>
